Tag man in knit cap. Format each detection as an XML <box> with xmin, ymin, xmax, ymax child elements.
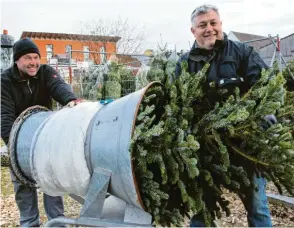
<box><xmin>1</xmin><ymin>37</ymin><xmax>80</xmax><ymax>227</ymax></box>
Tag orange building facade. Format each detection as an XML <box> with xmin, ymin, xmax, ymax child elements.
<box><xmin>20</xmin><ymin>31</ymin><xmax>121</xmax><ymax>65</ymax></box>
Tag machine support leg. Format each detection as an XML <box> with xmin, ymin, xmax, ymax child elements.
<box><xmin>80</xmin><ymin>167</ymin><xmax>112</xmax><ymax>218</ymax></box>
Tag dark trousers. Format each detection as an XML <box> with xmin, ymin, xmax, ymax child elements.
<box><xmin>10</xmin><ymin>170</ymin><xmax>64</xmax><ymax>227</ymax></box>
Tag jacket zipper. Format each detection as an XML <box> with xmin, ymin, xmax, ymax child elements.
<box><xmin>27</xmin><ymin>80</ymin><xmax>32</xmax><ymax>94</ymax></box>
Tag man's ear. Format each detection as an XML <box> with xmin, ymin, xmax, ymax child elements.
<box><xmin>191</xmin><ymin>27</ymin><xmax>195</xmax><ymax>35</ymax></box>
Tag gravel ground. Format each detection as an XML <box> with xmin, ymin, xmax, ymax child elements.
<box><xmin>1</xmin><ymin>167</ymin><xmax>293</xmax><ymax>227</ymax></box>
<box><xmin>214</xmin><ymin>184</ymin><xmax>294</xmax><ymax>227</ymax></box>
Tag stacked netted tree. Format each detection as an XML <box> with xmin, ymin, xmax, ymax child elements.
<box><xmin>120</xmin><ymin>66</ymin><xmax>136</xmax><ymax>97</ymax></box>
<box><xmin>130</xmin><ymin>55</ymin><xmax>294</xmax><ymax>226</ymax></box>
<box><xmin>104</xmin><ymin>62</ymin><xmax>121</xmax><ymax>99</ymax></box>
<box><xmin>81</xmin><ymin>62</ymin><xmax>135</xmax><ymax>100</ymax></box>
<box><xmin>81</xmin><ymin>65</ymin><xmax>104</xmax><ymax>100</ymax></box>
<box><xmin>135</xmin><ymin>48</ymin><xmax>178</xmax><ymax>90</ymax></box>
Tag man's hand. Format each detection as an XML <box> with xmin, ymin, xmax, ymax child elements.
<box><xmin>261</xmin><ymin>114</ymin><xmax>278</xmax><ymax>130</ymax></box>
<box><xmin>65</xmin><ymin>99</ymin><xmax>84</xmax><ymax>108</ymax></box>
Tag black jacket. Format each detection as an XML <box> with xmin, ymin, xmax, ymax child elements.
<box><xmin>1</xmin><ymin>64</ymin><xmax>77</xmax><ymax>144</ymax></box>
<box><xmin>175</xmin><ymin>33</ymin><xmax>268</xmax><ymax>94</ymax></box>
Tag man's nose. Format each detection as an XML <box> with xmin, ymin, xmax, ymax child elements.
<box><xmin>206</xmin><ymin>24</ymin><xmax>213</xmax><ymax>32</ymax></box>
<box><xmin>29</xmin><ymin>59</ymin><xmax>37</xmax><ymax>65</ymax></box>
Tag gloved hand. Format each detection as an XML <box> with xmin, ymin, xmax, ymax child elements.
<box><xmin>65</xmin><ymin>98</ymin><xmax>84</xmax><ymax>108</ymax></box>
<box><xmin>261</xmin><ymin>114</ymin><xmax>277</xmax><ymax>130</ymax></box>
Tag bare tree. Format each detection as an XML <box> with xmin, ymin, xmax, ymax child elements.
<box><xmin>80</xmin><ymin>17</ymin><xmax>146</xmax><ymax>55</ymax></box>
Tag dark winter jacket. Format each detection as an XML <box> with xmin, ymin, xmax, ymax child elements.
<box><xmin>1</xmin><ymin>64</ymin><xmax>77</xmax><ymax>145</ymax></box>
<box><xmin>175</xmin><ymin>33</ymin><xmax>268</xmax><ymax>95</ymax></box>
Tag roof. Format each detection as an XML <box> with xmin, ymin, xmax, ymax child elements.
<box><xmin>20</xmin><ymin>31</ymin><xmax>121</xmax><ymax>42</ymax></box>
<box><xmin>259</xmin><ymin>33</ymin><xmax>294</xmax><ymax>49</ymax></box>
<box><xmin>230</xmin><ymin>31</ymin><xmax>272</xmax><ymax>49</ymax></box>
<box><xmin>281</xmin><ymin>32</ymin><xmax>294</xmax><ymax>40</ymax></box>
<box><xmin>117</xmin><ymin>55</ymin><xmax>142</xmax><ymax>68</ymax></box>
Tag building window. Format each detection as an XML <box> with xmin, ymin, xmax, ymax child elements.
<box><xmin>83</xmin><ymin>46</ymin><xmax>89</xmax><ymax>61</ymax></box>
<box><xmin>66</xmin><ymin>45</ymin><xmax>72</xmax><ymax>57</ymax></box>
<box><xmin>46</xmin><ymin>44</ymin><xmax>53</xmax><ymax>60</ymax></box>
<box><xmin>100</xmin><ymin>46</ymin><xmax>106</xmax><ymax>64</ymax></box>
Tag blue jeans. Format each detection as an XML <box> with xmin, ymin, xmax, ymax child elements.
<box><xmin>10</xmin><ymin>170</ymin><xmax>64</xmax><ymax>227</ymax></box>
<box><xmin>190</xmin><ymin>176</ymin><xmax>272</xmax><ymax>227</ymax></box>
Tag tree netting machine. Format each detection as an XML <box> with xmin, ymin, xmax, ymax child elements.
<box><xmin>8</xmin><ymin>83</ymin><xmax>162</xmax><ymax>227</ymax></box>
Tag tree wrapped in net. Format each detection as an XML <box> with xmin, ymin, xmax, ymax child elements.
<box><xmin>81</xmin><ymin>62</ymin><xmax>136</xmax><ymax>100</ymax></box>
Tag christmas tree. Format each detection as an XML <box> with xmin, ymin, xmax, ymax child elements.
<box><xmin>81</xmin><ymin>61</ymin><xmax>135</xmax><ymax>100</ymax></box>
<box><xmin>130</xmin><ymin>53</ymin><xmax>294</xmax><ymax>226</ymax></box>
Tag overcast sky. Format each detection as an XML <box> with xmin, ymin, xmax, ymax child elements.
<box><xmin>1</xmin><ymin>0</ymin><xmax>294</xmax><ymax>51</ymax></box>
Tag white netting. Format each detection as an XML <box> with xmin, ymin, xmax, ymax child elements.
<box><xmin>32</xmin><ymin>102</ymin><xmax>102</xmax><ymax>196</ymax></box>
<box><xmin>135</xmin><ymin>64</ymin><xmax>150</xmax><ymax>90</ymax></box>
<box><xmin>165</xmin><ymin>49</ymin><xmax>179</xmax><ymax>82</ymax></box>
<box><xmin>79</xmin><ymin>65</ymin><xmax>108</xmax><ymax>100</ymax></box>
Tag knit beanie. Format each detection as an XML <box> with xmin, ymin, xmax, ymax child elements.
<box><xmin>13</xmin><ymin>38</ymin><xmax>41</xmax><ymax>61</ymax></box>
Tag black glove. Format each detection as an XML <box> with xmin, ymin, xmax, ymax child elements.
<box><xmin>261</xmin><ymin>114</ymin><xmax>277</xmax><ymax>130</ymax></box>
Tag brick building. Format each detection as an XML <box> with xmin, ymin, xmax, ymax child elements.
<box><xmin>20</xmin><ymin>31</ymin><xmax>121</xmax><ymax>65</ymax></box>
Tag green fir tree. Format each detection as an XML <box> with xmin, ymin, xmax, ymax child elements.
<box><xmin>130</xmin><ymin>52</ymin><xmax>294</xmax><ymax>226</ymax></box>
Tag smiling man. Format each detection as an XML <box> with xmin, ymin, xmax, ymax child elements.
<box><xmin>176</xmin><ymin>4</ymin><xmax>269</xmax><ymax>93</ymax></box>
<box><xmin>190</xmin><ymin>6</ymin><xmax>223</xmax><ymax>50</ymax></box>
<box><xmin>1</xmin><ymin>38</ymin><xmax>79</xmax><ymax>227</ymax></box>
<box><xmin>13</xmin><ymin>39</ymin><xmax>41</xmax><ymax>77</ymax></box>
<box><xmin>175</xmin><ymin>4</ymin><xmax>273</xmax><ymax>228</ymax></box>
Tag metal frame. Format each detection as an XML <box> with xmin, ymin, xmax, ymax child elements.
<box><xmin>45</xmin><ymin>168</ymin><xmax>151</xmax><ymax>227</ymax></box>
<box><xmin>45</xmin><ymin>216</ymin><xmax>151</xmax><ymax>227</ymax></box>
<box><xmin>244</xmin><ymin>34</ymin><xmax>294</xmax><ymax>80</ymax></box>
<box><xmin>8</xmin><ymin>106</ymin><xmax>49</xmax><ymax>188</ymax></box>
<box><xmin>66</xmin><ymin>50</ymin><xmax>152</xmax><ymax>87</ymax></box>
<box><xmin>40</xmin><ymin>83</ymin><xmax>162</xmax><ymax>227</ymax></box>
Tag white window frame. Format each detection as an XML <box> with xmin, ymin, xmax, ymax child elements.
<box><xmin>46</xmin><ymin>44</ymin><xmax>53</xmax><ymax>60</ymax></box>
<box><xmin>83</xmin><ymin>46</ymin><xmax>90</xmax><ymax>61</ymax></box>
<box><xmin>100</xmin><ymin>46</ymin><xmax>106</xmax><ymax>63</ymax></box>
<box><xmin>66</xmin><ymin>45</ymin><xmax>72</xmax><ymax>57</ymax></box>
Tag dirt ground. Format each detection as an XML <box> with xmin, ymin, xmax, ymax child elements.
<box><xmin>1</xmin><ymin>167</ymin><xmax>294</xmax><ymax>227</ymax></box>
<box><xmin>214</xmin><ymin>186</ymin><xmax>294</xmax><ymax>227</ymax></box>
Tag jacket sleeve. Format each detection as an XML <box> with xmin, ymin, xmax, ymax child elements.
<box><xmin>242</xmin><ymin>45</ymin><xmax>269</xmax><ymax>88</ymax></box>
<box><xmin>175</xmin><ymin>59</ymin><xmax>182</xmax><ymax>79</ymax></box>
<box><xmin>1</xmin><ymin>78</ymin><xmax>17</xmax><ymax>145</ymax></box>
<box><xmin>43</xmin><ymin>65</ymin><xmax>77</xmax><ymax>106</ymax></box>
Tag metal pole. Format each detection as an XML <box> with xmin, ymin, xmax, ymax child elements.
<box><xmin>45</xmin><ymin>216</ymin><xmax>151</xmax><ymax>227</ymax></box>
<box><xmin>55</xmin><ymin>62</ymin><xmax>61</xmax><ymax>110</ymax></box>
<box><xmin>268</xmin><ymin>34</ymin><xmax>294</xmax><ymax>81</ymax></box>
<box><xmin>70</xmin><ymin>50</ymin><xmax>153</xmax><ymax>57</ymax></box>
<box><xmin>276</xmin><ymin>35</ymin><xmax>282</xmax><ymax>72</ymax></box>
<box><xmin>270</xmin><ymin>48</ymin><xmax>276</xmax><ymax>67</ymax></box>
<box><xmin>69</xmin><ymin>49</ymin><xmax>73</xmax><ymax>87</ymax></box>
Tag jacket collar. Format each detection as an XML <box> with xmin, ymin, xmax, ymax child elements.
<box><xmin>189</xmin><ymin>32</ymin><xmax>228</xmax><ymax>62</ymax></box>
<box><xmin>12</xmin><ymin>64</ymin><xmax>40</xmax><ymax>82</ymax></box>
